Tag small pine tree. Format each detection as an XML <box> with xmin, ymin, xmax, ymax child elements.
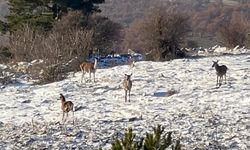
<box><xmin>109</xmin><ymin>125</ymin><xmax>181</xmax><ymax>150</ymax></box>
<box><xmin>172</xmin><ymin>140</ymin><xmax>181</xmax><ymax>150</ymax></box>
<box><xmin>7</xmin><ymin>0</ymin><xmax>54</xmax><ymax>32</ymax></box>
<box><xmin>111</xmin><ymin>128</ymin><xmax>143</xmax><ymax>150</ymax></box>
<box><xmin>143</xmin><ymin>125</ymin><xmax>172</xmax><ymax>150</ymax></box>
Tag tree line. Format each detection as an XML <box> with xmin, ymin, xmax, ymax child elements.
<box><xmin>0</xmin><ymin>0</ymin><xmax>250</xmax><ymax>64</ymax></box>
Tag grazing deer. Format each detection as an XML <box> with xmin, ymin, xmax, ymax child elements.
<box><xmin>123</xmin><ymin>74</ymin><xmax>132</xmax><ymax>102</ymax></box>
<box><xmin>80</xmin><ymin>58</ymin><xmax>98</xmax><ymax>83</ymax></box>
<box><xmin>59</xmin><ymin>94</ymin><xmax>74</xmax><ymax>123</ymax></box>
<box><xmin>212</xmin><ymin>60</ymin><xmax>228</xmax><ymax>87</ymax></box>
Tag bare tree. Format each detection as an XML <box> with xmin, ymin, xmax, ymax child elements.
<box><xmin>9</xmin><ymin>10</ymin><xmax>122</xmax><ymax>63</ymax></box>
<box><xmin>89</xmin><ymin>14</ymin><xmax>122</xmax><ymax>55</ymax></box>
<box><xmin>121</xmin><ymin>20</ymin><xmax>144</xmax><ymax>53</ymax></box>
<box><xmin>136</xmin><ymin>7</ymin><xmax>190</xmax><ymax>61</ymax></box>
<box><xmin>218</xmin><ymin>16</ymin><xmax>249</xmax><ymax>48</ymax></box>
<box><xmin>9</xmin><ymin>24</ymin><xmax>93</xmax><ymax>64</ymax></box>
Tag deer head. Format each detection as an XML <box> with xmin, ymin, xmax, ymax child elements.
<box><xmin>212</xmin><ymin>60</ymin><xmax>219</xmax><ymax>68</ymax></box>
<box><xmin>59</xmin><ymin>93</ymin><xmax>65</xmax><ymax>101</ymax></box>
<box><xmin>124</xmin><ymin>73</ymin><xmax>132</xmax><ymax>80</ymax></box>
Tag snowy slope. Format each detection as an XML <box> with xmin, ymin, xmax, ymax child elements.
<box><xmin>0</xmin><ymin>54</ymin><xmax>249</xmax><ymax>149</ymax></box>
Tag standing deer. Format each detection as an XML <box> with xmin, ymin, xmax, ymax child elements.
<box><xmin>123</xmin><ymin>74</ymin><xmax>132</xmax><ymax>102</ymax></box>
<box><xmin>80</xmin><ymin>58</ymin><xmax>98</xmax><ymax>83</ymax></box>
<box><xmin>60</xmin><ymin>94</ymin><xmax>74</xmax><ymax>123</ymax></box>
<box><xmin>212</xmin><ymin>60</ymin><xmax>228</xmax><ymax>87</ymax></box>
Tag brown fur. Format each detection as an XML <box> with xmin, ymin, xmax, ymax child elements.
<box><xmin>80</xmin><ymin>58</ymin><xmax>97</xmax><ymax>83</ymax></box>
<box><xmin>123</xmin><ymin>74</ymin><xmax>132</xmax><ymax>102</ymax></box>
<box><xmin>212</xmin><ymin>60</ymin><xmax>228</xmax><ymax>86</ymax></box>
<box><xmin>60</xmin><ymin>94</ymin><xmax>74</xmax><ymax>123</ymax></box>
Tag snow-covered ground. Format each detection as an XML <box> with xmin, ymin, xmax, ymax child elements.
<box><xmin>0</xmin><ymin>54</ymin><xmax>250</xmax><ymax>149</ymax></box>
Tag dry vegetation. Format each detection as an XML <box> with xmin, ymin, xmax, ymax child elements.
<box><xmin>3</xmin><ymin>10</ymin><xmax>122</xmax><ymax>84</ymax></box>
<box><xmin>218</xmin><ymin>17</ymin><xmax>249</xmax><ymax>48</ymax></box>
<box><xmin>101</xmin><ymin>0</ymin><xmax>250</xmax><ymax>48</ymax></box>
<box><xmin>121</xmin><ymin>7</ymin><xmax>190</xmax><ymax>61</ymax></box>
<box><xmin>9</xmin><ymin>12</ymin><xmax>93</xmax><ymax>64</ymax></box>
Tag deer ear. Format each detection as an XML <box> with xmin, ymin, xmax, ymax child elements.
<box><xmin>217</xmin><ymin>60</ymin><xmax>219</xmax><ymax>62</ymax></box>
<box><xmin>130</xmin><ymin>73</ymin><xmax>132</xmax><ymax>76</ymax></box>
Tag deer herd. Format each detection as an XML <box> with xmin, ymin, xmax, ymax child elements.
<box><xmin>59</xmin><ymin>58</ymin><xmax>228</xmax><ymax>123</ymax></box>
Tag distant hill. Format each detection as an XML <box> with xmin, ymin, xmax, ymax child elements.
<box><xmin>99</xmin><ymin>0</ymin><xmax>243</xmax><ymax>26</ymax></box>
<box><xmin>100</xmin><ymin>0</ymin><xmax>249</xmax><ymax>35</ymax></box>
<box><xmin>1</xmin><ymin>0</ymin><xmax>249</xmax><ymax>48</ymax></box>
<box><xmin>0</xmin><ymin>0</ymin><xmax>245</xmax><ymax>25</ymax></box>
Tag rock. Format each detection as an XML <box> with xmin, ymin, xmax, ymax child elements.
<box><xmin>21</xmin><ymin>100</ymin><xmax>31</xmax><ymax>103</ymax></box>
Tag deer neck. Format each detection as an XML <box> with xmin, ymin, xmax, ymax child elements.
<box><xmin>215</xmin><ymin>64</ymin><xmax>221</xmax><ymax>73</ymax></box>
<box><xmin>61</xmin><ymin>99</ymin><xmax>65</xmax><ymax>104</ymax></box>
<box><xmin>61</xmin><ymin>97</ymin><xmax>66</xmax><ymax>104</ymax></box>
<box><xmin>214</xmin><ymin>64</ymin><xmax>219</xmax><ymax>70</ymax></box>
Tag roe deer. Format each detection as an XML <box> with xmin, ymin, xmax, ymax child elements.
<box><xmin>60</xmin><ymin>94</ymin><xmax>74</xmax><ymax>123</ymax></box>
<box><xmin>129</xmin><ymin>60</ymin><xmax>136</xmax><ymax>69</ymax></box>
<box><xmin>123</xmin><ymin>74</ymin><xmax>132</xmax><ymax>102</ymax></box>
<box><xmin>80</xmin><ymin>58</ymin><xmax>98</xmax><ymax>83</ymax></box>
<box><xmin>212</xmin><ymin>60</ymin><xmax>228</xmax><ymax>86</ymax></box>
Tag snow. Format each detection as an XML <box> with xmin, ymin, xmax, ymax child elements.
<box><xmin>0</xmin><ymin>53</ymin><xmax>250</xmax><ymax>149</ymax></box>
<box><xmin>194</xmin><ymin>45</ymin><xmax>250</xmax><ymax>56</ymax></box>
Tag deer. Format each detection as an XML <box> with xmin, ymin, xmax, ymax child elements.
<box><xmin>212</xmin><ymin>60</ymin><xmax>228</xmax><ymax>87</ymax></box>
<box><xmin>59</xmin><ymin>94</ymin><xmax>74</xmax><ymax>123</ymax></box>
<box><xmin>129</xmin><ymin>60</ymin><xmax>136</xmax><ymax>69</ymax></box>
<box><xmin>123</xmin><ymin>74</ymin><xmax>132</xmax><ymax>102</ymax></box>
<box><xmin>80</xmin><ymin>58</ymin><xmax>98</xmax><ymax>83</ymax></box>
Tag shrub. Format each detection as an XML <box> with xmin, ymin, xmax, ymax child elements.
<box><xmin>133</xmin><ymin>7</ymin><xmax>190</xmax><ymax>61</ymax></box>
<box><xmin>185</xmin><ymin>40</ymin><xmax>198</xmax><ymax>48</ymax></box>
<box><xmin>107</xmin><ymin>125</ymin><xmax>181</xmax><ymax>150</ymax></box>
<box><xmin>38</xmin><ymin>64</ymin><xmax>66</xmax><ymax>84</ymax></box>
<box><xmin>7</xmin><ymin>10</ymin><xmax>122</xmax><ymax>83</ymax></box>
<box><xmin>0</xmin><ymin>46</ymin><xmax>12</xmax><ymax>63</ymax></box>
<box><xmin>218</xmin><ymin>16</ymin><xmax>249</xmax><ymax>48</ymax></box>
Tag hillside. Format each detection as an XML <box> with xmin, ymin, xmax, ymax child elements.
<box><xmin>100</xmin><ymin>0</ymin><xmax>250</xmax><ymax>48</ymax></box>
<box><xmin>0</xmin><ymin>51</ymin><xmax>249</xmax><ymax>149</ymax></box>
<box><xmin>1</xmin><ymin>0</ymin><xmax>250</xmax><ymax>48</ymax></box>
<box><xmin>100</xmin><ymin>0</ymin><xmax>244</xmax><ymax>26</ymax></box>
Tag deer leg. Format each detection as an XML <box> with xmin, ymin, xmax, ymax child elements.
<box><xmin>220</xmin><ymin>76</ymin><xmax>223</xmax><ymax>84</ymax></box>
<box><xmin>64</xmin><ymin>112</ymin><xmax>68</xmax><ymax>122</ymax></box>
<box><xmin>81</xmin><ymin>72</ymin><xmax>83</xmax><ymax>83</ymax></box>
<box><xmin>216</xmin><ymin>75</ymin><xmax>219</xmax><ymax>86</ymax></box>
<box><xmin>81</xmin><ymin>71</ymin><xmax>86</xmax><ymax>83</ymax></box>
<box><xmin>125</xmin><ymin>90</ymin><xmax>127</xmax><ymax>102</ymax></box>
<box><xmin>219</xmin><ymin>76</ymin><xmax>223</xmax><ymax>87</ymax></box>
<box><xmin>72</xmin><ymin>111</ymin><xmax>74</xmax><ymax>124</ymax></box>
<box><xmin>93</xmin><ymin>72</ymin><xmax>95</xmax><ymax>83</ymax></box>
<box><xmin>224</xmin><ymin>74</ymin><xmax>227</xmax><ymax>84</ymax></box>
<box><xmin>129</xmin><ymin>90</ymin><xmax>131</xmax><ymax>102</ymax></box>
<box><xmin>62</xmin><ymin>112</ymin><xmax>65</xmax><ymax>122</ymax></box>
<box><xmin>89</xmin><ymin>72</ymin><xmax>91</xmax><ymax>82</ymax></box>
